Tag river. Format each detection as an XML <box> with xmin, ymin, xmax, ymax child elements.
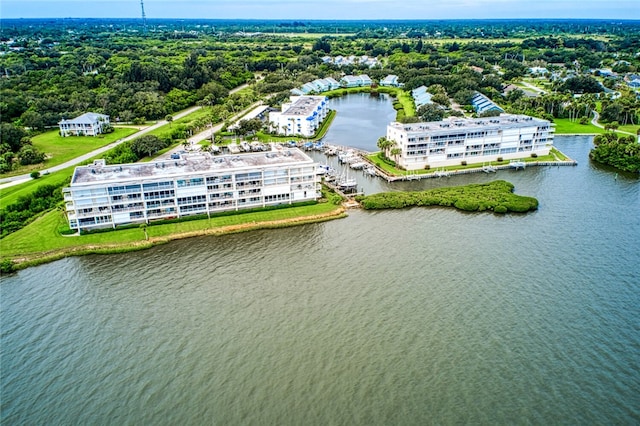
<box><xmin>1</xmin><ymin>94</ymin><xmax>639</xmax><ymax>425</ymax></box>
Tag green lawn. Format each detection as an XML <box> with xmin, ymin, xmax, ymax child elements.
<box><xmin>617</xmin><ymin>124</ymin><xmax>640</xmax><ymax>136</ymax></box>
<box><xmin>553</xmin><ymin>119</ymin><xmax>605</xmax><ymax>134</ymax></box>
<box><xmin>0</xmin><ymin>202</ymin><xmax>344</xmax><ymax>265</ymax></box>
<box><xmin>2</xmin><ymin>127</ymin><xmax>138</xmax><ymax>178</ymax></box>
<box><xmin>0</xmin><ymin>165</ymin><xmax>75</xmax><ymax>207</ymax></box>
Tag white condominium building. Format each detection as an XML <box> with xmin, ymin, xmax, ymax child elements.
<box><xmin>269</xmin><ymin>96</ymin><xmax>329</xmax><ymax>137</ymax></box>
<box><xmin>63</xmin><ymin>149</ymin><xmax>320</xmax><ymax>231</ymax></box>
<box><xmin>386</xmin><ymin>114</ymin><xmax>554</xmax><ymax>170</ymax></box>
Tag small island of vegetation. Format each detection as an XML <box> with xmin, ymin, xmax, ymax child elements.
<box><xmin>356</xmin><ymin>180</ymin><xmax>538</xmax><ymax>213</ymax></box>
<box><xmin>590</xmin><ymin>133</ymin><xmax>640</xmax><ymax>173</ymax></box>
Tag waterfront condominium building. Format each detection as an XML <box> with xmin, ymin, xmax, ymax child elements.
<box><xmin>386</xmin><ymin>114</ymin><xmax>554</xmax><ymax>170</ymax></box>
<box><xmin>269</xmin><ymin>95</ymin><xmax>329</xmax><ymax>137</ymax></box>
<box><xmin>63</xmin><ymin>149</ymin><xmax>320</xmax><ymax>231</ymax></box>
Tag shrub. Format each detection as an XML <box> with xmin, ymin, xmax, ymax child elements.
<box><xmin>531</xmin><ymin>153</ymin><xmax>538</xmax><ymax>158</ymax></box>
<box><xmin>579</xmin><ymin>116</ymin><xmax>589</xmax><ymax>125</ymax></box>
<box><xmin>461</xmin><ymin>161</ymin><xmax>467</xmax><ymax>166</ymax></box>
<box><xmin>0</xmin><ymin>259</ymin><xmax>16</xmax><ymax>274</ymax></box>
<box><xmin>497</xmin><ymin>157</ymin><xmax>503</xmax><ymax>162</ymax></box>
<box><xmin>30</xmin><ymin>171</ymin><xmax>40</xmax><ymax>179</ymax></box>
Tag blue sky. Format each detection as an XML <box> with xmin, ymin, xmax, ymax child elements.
<box><xmin>2</xmin><ymin>0</ymin><xmax>638</xmax><ymax>20</ymax></box>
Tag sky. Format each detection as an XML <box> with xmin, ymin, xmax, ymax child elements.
<box><xmin>1</xmin><ymin>0</ymin><xmax>638</xmax><ymax>20</ymax></box>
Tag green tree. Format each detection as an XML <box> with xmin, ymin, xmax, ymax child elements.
<box><xmin>131</xmin><ymin>135</ymin><xmax>168</xmax><ymax>158</ymax></box>
<box><xmin>417</xmin><ymin>104</ymin><xmax>446</xmax><ymax>122</ymax></box>
<box><xmin>17</xmin><ymin>144</ymin><xmax>45</xmax><ymax>165</ymax></box>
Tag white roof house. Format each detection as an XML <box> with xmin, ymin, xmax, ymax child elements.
<box><xmin>412</xmin><ymin>86</ymin><xmax>433</xmax><ymax>108</ymax></box>
<box><xmin>380</xmin><ymin>75</ymin><xmax>400</xmax><ymax>87</ymax></box>
<box><xmin>340</xmin><ymin>74</ymin><xmax>372</xmax><ymax>88</ymax></box>
<box><xmin>59</xmin><ymin>112</ymin><xmax>110</xmax><ymax>137</ymax></box>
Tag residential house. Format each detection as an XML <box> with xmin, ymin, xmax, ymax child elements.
<box><xmin>59</xmin><ymin>112</ymin><xmax>110</xmax><ymax>137</ymax></box>
<box><xmin>470</xmin><ymin>92</ymin><xmax>504</xmax><ymax>114</ymax></box>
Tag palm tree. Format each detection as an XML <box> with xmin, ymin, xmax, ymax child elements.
<box><xmin>377</xmin><ymin>136</ymin><xmax>393</xmax><ymax>158</ymax></box>
<box><xmin>390</xmin><ymin>147</ymin><xmax>402</xmax><ymax>165</ymax></box>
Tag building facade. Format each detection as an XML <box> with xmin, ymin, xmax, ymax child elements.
<box><xmin>63</xmin><ymin>149</ymin><xmax>320</xmax><ymax>231</ymax></box>
<box><xmin>59</xmin><ymin>112</ymin><xmax>110</xmax><ymax>137</ymax></box>
<box><xmin>386</xmin><ymin>115</ymin><xmax>554</xmax><ymax>170</ymax></box>
<box><xmin>269</xmin><ymin>96</ymin><xmax>328</xmax><ymax>137</ymax></box>
<box><xmin>339</xmin><ymin>75</ymin><xmax>372</xmax><ymax>88</ymax></box>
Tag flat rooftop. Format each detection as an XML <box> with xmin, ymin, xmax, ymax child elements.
<box><xmin>71</xmin><ymin>148</ymin><xmax>314</xmax><ymax>186</ymax></box>
<box><xmin>389</xmin><ymin>114</ymin><xmax>553</xmax><ymax>134</ymax></box>
<box><xmin>282</xmin><ymin>96</ymin><xmax>325</xmax><ymax>117</ymax></box>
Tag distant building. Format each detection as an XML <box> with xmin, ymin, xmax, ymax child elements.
<box><xmin>59</xmin><ymin>112</ymin><xmax>110</xmax><ymax>137</ymax></box>
<box><xmin>529</xmin><ymin>66</ymin><xmax>549</xmax><ymax>76</ymax></box>
<box><xmin>470</xmin><ymin>92</ymin><xmax>504</xmax><ymax>114</ymax></box>
<box><xmin>380</xmin><ymin>75</ymin><xmax>400</xmax><ymax>87</ymax></box>
<box><xmin>411</xmin><ymin>86</ymin><xmax>433</xmax><ymax>109</ymax></box>
<box><xmin>340</xmin><ymin>74</ymin><xmax>372</xmax><ymax>88</ymax></box>
<box><xmin>386</xmin><ymin>114</ymin><xmax>554</xmax><ymax>170</ymax></box>
<box><xmin>62</xmin><ymin>150</ymin><xmax>320</xmax><ymax>231</ymax></box>
<box><xmin>269</xmin><ymin>96</ymin><xmax>328</xmax><ymax>137</ymax></box>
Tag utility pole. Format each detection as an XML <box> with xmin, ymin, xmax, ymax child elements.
<box><xmin>140</xmin><ymin>0</ymin><xmax>147</xmax><ymax>34</ymax></box>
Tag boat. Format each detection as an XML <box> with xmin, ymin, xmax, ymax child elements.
<box><xmin>337</xmin><ymin>170</ymin><xmax>358</xmax><ymax>191</ymax></box>
<box><xmin>324</xmin><ymin>146</ymin><xmax>338</xmax><ymax>156</ymax></box>
<box><xmin>338</xmin><ymin>150</ymin><xmax>356</xmax><ymax>163</ymax></box>
<box><xmin>510</xmin><ymin>160</ymin><xmax>526</xmax><ymax>170</ymax></box>
<box><xmin>482</xmin><ymin>163</ymin><xmax>497</xmax><ymax>173</ymax></box>
<box><xmin>364</xmin><ymin>165</ymin><xmax>377</xmax><ymax>176</ymax></box>
<box><xmin>350</xmin><ymin>161</ymin><xmax>367</xmax><ymax>170</ymax></box>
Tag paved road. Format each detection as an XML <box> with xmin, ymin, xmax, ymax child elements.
<box><xmin>0</xmin><ymin>106</ymin><xmax>201</xmax><ymax>189</ymax></box>
<box><xmin>157</xmin><ymin>100</ymin><xmax>265</xmax><ymax>159</ymax></box>
<box><xmin>0</xmin><ymin>82</ymin><xmax>252</xmax><ymax>189</ymax></box>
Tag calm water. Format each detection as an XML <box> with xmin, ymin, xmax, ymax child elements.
<box><xmin>2</xmin><ymin>95</ymin><xmax>639</xmax><ymax>425</ymax></box>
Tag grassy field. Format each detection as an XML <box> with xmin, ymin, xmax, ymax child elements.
<box><xmin>553</xmin><ymin>119</ymin><xmax>605</xmax><ymax>134</ymax></box>
<box><xmin>0</xmin><ymin>165</ymin><xmax>75</xmax><ymax>207</ymax></box>
<box><xmin>2</xmin><ymin>127</ymin><xmax>138</xmax><ymax>178</ymax></box>
<box><xmin>1</xmin><ymin>202</ymin><xmax>345</xmax><ymax>269</ymax></box>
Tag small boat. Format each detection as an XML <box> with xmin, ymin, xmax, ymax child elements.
<box><xmin>364</xmin><ymin>165</ymin><xmax>377</xmax><ymax>176</ymax></box>
<box><xmin>350</xmin><ymin>161</ymin><xmax>367</xmax><ymax>170</ymax></box>
<box><xmin>510</xmin><ymin>160</ymin><xmax>525</xmax><ymax>170</ymax></box>
<box><xmin>337</xmin><ymin>170</ymin><xmax>358</xmax><ymax>191</ymax></box>
<box><xmin>482</xmin><ymin>163</ymin><xmax>496</xmax><ymax>173</ymax></box>
<box><xmin>324</xmin><ymin>146</ymin><xmax>338</xmax><ymax>156</ymax></box>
